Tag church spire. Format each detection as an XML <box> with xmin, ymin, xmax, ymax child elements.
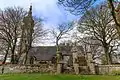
<box><xmin>28</xmin><ymin>4</ymin><xmax>32</xmax><ymax>16</ymax></box>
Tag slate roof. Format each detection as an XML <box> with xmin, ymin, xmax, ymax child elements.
<box><xmin>28</xmin><ymin>46</ymin><xmax>84</xmax><ymax>61</ymax></box>
<box><xmin>28</xmin><ymin>46</ymin><xmax>56</xmax><ymax>61</ymax></box>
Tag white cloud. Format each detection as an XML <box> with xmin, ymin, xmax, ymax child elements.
<box><xmin>0</xmin><ymin>0</ymin><xmax>78</xmax><ymax>46</ymax></box>
<box><xmin>0</xmin><ymin>0</ymin><xmax>29</xmax><ymax>9</ymax></box>
<box><xmin>0</xmin><ymin>0</ymin><xmax>77</xmax><ymax>25</ymax></box>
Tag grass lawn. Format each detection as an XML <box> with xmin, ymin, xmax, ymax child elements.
<box><xmin>0</xmin><ymin>73</ymin><xmax>120</xmax><ymax>80</ymax></box>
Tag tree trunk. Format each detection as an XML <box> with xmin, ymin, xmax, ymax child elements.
<box><xmin>1</xmin><ymin>46</ymin><xmax>9</xmax><ymax>74</ymax></box>
<box><xmin>11</xmin><ymin>38</ymin><xmax>17</xmax><ymax>64</ymax></box>
<box><xmin>104</xmin><ymin>46</ymin><xmax>112</xmax><ymax>65</ymax></box>
<box><xmin>56</xmin><ymin>40</ymin><xmax>60</xmax><ymax>63</ymax></box>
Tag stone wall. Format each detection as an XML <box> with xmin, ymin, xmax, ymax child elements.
<box><xmin>2</xmin><ymin>64</ymin><xmax>120</xmax><ymax>75</ymax></box>
<box><xmin>0</xmin><ymin>64</ymin><xmax>90</xmax><ymax>74</ymax></box>
<box><xmin>96</xmin><ymin>65</ymin><xmax>120</xmax><ymax>75</ymax></box>
<box><xmin>0</xmin><ymin>64</ymin><xmax>24</xmax><ymax>73</ymax></box>
<box><xmin>0</xmin><ymin>64</ymin><xmax>56</xmax><ymax>74</ymax></box>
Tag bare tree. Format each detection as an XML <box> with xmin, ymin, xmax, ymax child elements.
<box><xmin>0</xmin><ymin>7</ymin><xmax>26</xmax><ymax>64</ymax></box>
<box><xmin>51</xmin><ymin>22</ymin><xmax>73</xmax><ymax>51</ymax></box>
<box><xmin>107</xmin><ymin>0</ymin><xmax>120</xmax><ymax>37</ymax></box>
<box><xmin>78</xmin><ymin>36</ymin><xmax>103</xmax><ymax>64</ymax></box>
<box><xmin>32</xmin><ymin>17</ymin><xmax>48</xmax><ymax>45</ymax></box>
<box><xmin>58</xmin><ymin>0</ymin><xmax>96</xmax><ymax>15</ymax></box>
<box><xmin>58</xmin><ymin>0</ymin><xmax>120</xmax><ymax>40</ymax></box>
<box><xmin>78</xmin><ymin>5</ymin><xmax>118</xmax><ymax>64</ymax></box>
<box><xmin>51</xmin><ymin>22</ymin><xmax>73</xmax><ymax>64</ymax></box>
